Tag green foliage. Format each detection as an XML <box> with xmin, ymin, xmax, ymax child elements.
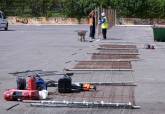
<box><xmin>0</xmin><ymin>0</ymin><xmax>62</xmax><ymax>17</ymax></box>
<box><xmin>0</xmin><ymin>0</ymin><xmax>165</xmax><ymax>19</ymax></box>
<box><xmin>61</xmin><ymin>0</ymin><xmax>98</xmax><ymax>21</ymax></box>
<box><xmin>111</xmin><ymin>0</ymin><xmax>165</xmax><ymax>19</ymax></box>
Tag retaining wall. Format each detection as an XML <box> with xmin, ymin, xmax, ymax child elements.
<box><xmin>7</xmin><ymin>16</ymin><xmax>88</xmax><ymax>25</ymax></box>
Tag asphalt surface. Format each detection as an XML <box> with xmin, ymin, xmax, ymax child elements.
<box><xmin>0</xmin><ymin>25</ymin><xmax>165</xmax><ymax>114</ymax></box>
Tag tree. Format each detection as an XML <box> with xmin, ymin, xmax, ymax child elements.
<box><xmin>61</xmin><ymin>0</ymin><xmax>88</xmax><ymax>21</ymax></box>
<box><xmin>1</xmin><ymin>0</ymin><xmax>165</xmax><ymax>19</ymax></box>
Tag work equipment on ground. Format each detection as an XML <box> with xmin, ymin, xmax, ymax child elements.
<box><xmin>58</xmin><ymin>75</ymin><xmax>96</xmax><ymax>93</ymax></box>
<box><xmin>4</xmin><ymin>75</ymin><xmax>47</xmax><ymax>101</ymax></box>
<box><xmin>4</xmin><ymin>75</ymin><xmax>39</xmax><ymax>101</ymax></box>
<box><xmin>16</xmin><ymin>74</ymin><xmax>47</xmax><ymax>91</ymax></box>
<box><xmin>4</xmin><ymin>70</ymin><xmax>96</xmax><ymax>101</ymax></box>
<box><xmin>145</xmin><ymin>44</ymin><xmax>155</xmax><ymax>49</ymax></box>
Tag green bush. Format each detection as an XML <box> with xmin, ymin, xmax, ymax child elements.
<box><xmin>0</xmin><ymin>0</ymin><xmax>165</xmax><ymax>19</ymax></box>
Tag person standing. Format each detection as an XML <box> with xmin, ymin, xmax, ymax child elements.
<box><xmin>88</xmin><ymin>11</ymin><xmax>96</xmax><ymax>40</ymax></box>
<box><xmin>99</xmin><ymin>12</ymin><xmax>109</xmax><ymax>39</ymax></box>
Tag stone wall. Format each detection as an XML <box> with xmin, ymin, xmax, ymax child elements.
<box><xmin>7</xmin><ymin>16</ymin><xmax>88</xmax><ymax>25</ymax></box>
<box><xmin>117</xmin><ymin>18</ymin><xmax>165</xmax><ymax>25</ymax></box>
<box><xmin>8</xmin><ymin>16</ymin><xmax>165</xmax><ymax>25</ymax></box>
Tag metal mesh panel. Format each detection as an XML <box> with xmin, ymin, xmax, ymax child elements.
<box><xmin>99</xmin><ymin>44</ymin><xmax>137</xmax><ymax>49</ymax></box>
<box><xmin>73</xmin><ymin>61</ymin><xmax>132</xmax><ymax>70</ymax></box>
<box><xmin>98</xmin><ymin>49</ymin><xmax>139</xmax><ymax>54</ymax></box>
<box><xmin>91</xmin><ymin>53</ymin><xmax>139</xmax><ymax>60</ymax></box>
<box><xmin>48</xmin><ymin>85</ymin><xmax>135</xmax><ymax>105</ymax></box>
<box><xmin>67</xmin><ymin>70</ymin><xmax>135</xmax><ymax>83</ymax></box>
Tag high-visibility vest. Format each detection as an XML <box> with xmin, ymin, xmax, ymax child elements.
<box><xmin>101</xmin><ymin>17</ymin><xmax>109</xmax><ymax>29</ymax></box>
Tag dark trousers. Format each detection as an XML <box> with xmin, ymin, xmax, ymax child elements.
<box><xmin>90</xmin><ymin>26</ymin><xmax>95</xmax><ymax>39</ymax></box>
<box><xmin>102</xmin><ymin>29</ymin><xmax>107</xmax><ymax>39</ymax></box>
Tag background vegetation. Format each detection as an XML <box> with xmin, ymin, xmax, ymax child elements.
<box><xmin>0</xmin><ymin>0</ymin><xmax>165</xmax><ymax>19</ymax></box>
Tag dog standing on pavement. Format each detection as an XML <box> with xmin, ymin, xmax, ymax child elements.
<box><xmin>77</xmin><ymin>30</ymin><xmax>87</xmax><ymax>42</ymax></box>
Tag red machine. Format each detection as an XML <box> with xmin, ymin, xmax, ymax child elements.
<box><xmin>4</xmin><ymin>75</ymin><xmax>39</xmax><ymax>101</ymax></box>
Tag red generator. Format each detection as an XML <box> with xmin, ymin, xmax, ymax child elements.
<box><xmin>4</xmin><ymin>75</ymin><xmax>39</xmax><ymax>101</ymax></box>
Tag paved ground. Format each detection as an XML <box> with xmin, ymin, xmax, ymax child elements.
<box><xmin>0</xmin><ymin>25</ymin><xmax>165</xmax><ymax>114</ymax></box>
